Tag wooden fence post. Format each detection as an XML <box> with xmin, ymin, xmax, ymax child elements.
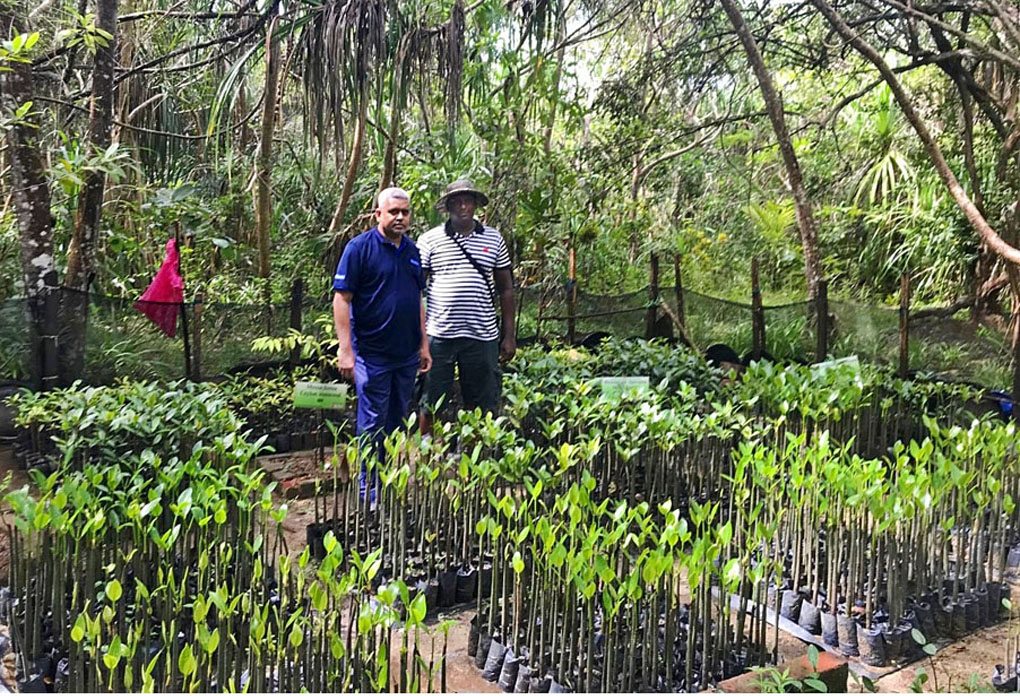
<box><xmin>899</xmin><ymin>273</ymin><xmax>910</xmax><ymax>379</ymax></box>
<box><xmin>41</xmin><ymin>271</ymin><xmax>61</xmax><ymax>390</ymax></box>
<box><xmin>192</xmin><ymin>291</ymin><xmax>203</xmax><ymax>381</ymax></box>
<box><xmin>290</xmin><ymin>277</ymin><xmax>304</xmax><ymax>366</ymax></box>
<box><xmin>751</xmin><ymin>257</ymin><xmax>765</xmax><ymax>361</ymax></box>
<box><xmin>1013</xmin><ymin>315</ymin><xmax>1020</xmax><ymax>423</ymax></box>
<box><xmin>815</xmin><ymin>278</ymin><xmax>828</xmax><ymax>362</ymax></box>
<box><xmin>673</xmin><ymin>253</ymin><xmax>686</xmax><ymax>330</ymax></box>
<box><xmin>567</xmin><ymin>245</ymin><xmax>577</xmax><ymax>345</ymax></box>
<box><xmin>646</xmin><ymin>253</ymin><xmax>660</xmax><ymax>340</ymax></box>
<box><xmin>174</xmin><ymin>224</ymin><xmax>192</xmax><ymax>381</ymax></box>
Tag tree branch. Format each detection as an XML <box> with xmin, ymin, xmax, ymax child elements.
<box><xmin>811</xmin><ymin>0</ymin><xmax>1020</xmax><ymax>266</ymax></box>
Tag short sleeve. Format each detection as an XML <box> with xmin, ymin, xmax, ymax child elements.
<box><xmin>333</xmin><ymin>239</ymin><xmax>360</xmax><ymax>292</ymax></box>
<box><xmin>493</xmin><ymin>232</ymin><xmax>511</xmax><ymax>269</ymax></box>
<box><xmin>410</xmin><ymin>246</ymin><xmax>426</xmax><ymax>292</ymax></box>
<box><xmin>418</xmin><ymin>231</ymin><xmax>433</xmax><ymax>271</ymax></box>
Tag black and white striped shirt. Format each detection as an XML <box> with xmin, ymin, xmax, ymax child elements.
<box><xmin>418</xmin><ymin>222</ymin><xmax>511</xmax><ymax>341</ymax></box>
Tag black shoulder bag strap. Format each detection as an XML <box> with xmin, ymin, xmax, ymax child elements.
<box><xmin>443</xmin><ymin>221</ymin><xmax>500</xmax><ymax>327</ymax></box>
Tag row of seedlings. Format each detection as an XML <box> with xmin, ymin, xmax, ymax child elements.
<box><xmin>5</xmin><ymin>382</ymin><xmax>452</xmax><ymax>692</ymax></box>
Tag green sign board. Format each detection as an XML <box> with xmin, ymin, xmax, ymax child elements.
<box><xmin>293</xmin><ymin>381</ymin><xmax>349</xmax><ymax>410</ymax></box>
<box><xmin>595</xmin><ymin>376</ymin><xmax>651</xmax><ymax>398</ymax></box>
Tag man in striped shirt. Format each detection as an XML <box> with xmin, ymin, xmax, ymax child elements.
<box><xmin>418</xmin><ymin>179</ymin><xmax>516</xmax><ymax>431</ymax></box>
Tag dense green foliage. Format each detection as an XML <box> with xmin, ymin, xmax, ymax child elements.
<box><xmin>2</xmin><ymin>0</ymin><xmax>1017</xmax><ymax>313</ymax></box>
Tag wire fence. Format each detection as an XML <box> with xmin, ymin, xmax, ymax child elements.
<box><xmin>535</xmin><ymin>284</ymin><xmax>1014</xmax><ymax>388</ymax></box>
<box><xmin>0</xmin><ymin>282</ymin><xmax>1014</xmax><ymax>389</ymax></box>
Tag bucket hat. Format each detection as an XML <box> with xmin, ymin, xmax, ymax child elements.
<box><xmin>435</xmin><ymin>178</ymin><xmax>489</xmax><ymax>211</ymax></box>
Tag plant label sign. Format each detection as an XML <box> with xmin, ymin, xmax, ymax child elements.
<box><xmin>293</xmin><ymin>381</ymin><xmax>349</xmax><ymax>410</ymax></box>
<box><xmin>596</xmin><ymin>376</ymin><xmax>651</xmax><ymax>399</ymax></box>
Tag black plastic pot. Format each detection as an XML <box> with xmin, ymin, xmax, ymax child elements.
<box><xmin>479</xmin><ymin>561</ymin><xmax>493</xmax><ymax>599</ymax></box>
<box><xmin>934</xmin><ymin>597</ymin><xmax>953</xmax><ymax>637</ymax></box>
<box><xmin>988</xmin><ymin>583</ymin><xmax>1002</xmax><ymax>621</ymax></box>
<box><xmin>820</xmin><ymin>612</ymin><xmax>838</xmax><ymax>647</ymax></box>
<box><xmin>476</xmin><ymin>631</ymin><xmax>493</xmax><ymax>669</ymax></box>
<box><xmin>548</xmin><ymin>675</ymin><xmax>569</xmax><ymax>693</ymax></box>
<box><xmin>883</xmin><ymin>620</ymin><xmax>910</xmax><ymax>662</ymax></box>
<box><xmin>275</xmin><ymin>432</ymin><xmax>291</xmax><ymax>453</ymax></box>
<box><xmin>856</xmin><ymin>623</ymin><xmax>887</xmax><ymax>667</ymax></box>
<box><xmin>1000</xmin><ymin>582</ymin><xmax>1013</xmax><ymax>620</ymax></box>
<box><xmin>498</xmin><ymin>648</ymin><xmax>520</xmax><ymax>691</ymax></box>
<box><xmin>425</xmin><ymin>578</ymin><xmax>440</xmax><ymax>610</ymax></box>
<box><xmin>976</xmin><ymin>585</ymin><xmax>990</xmax><ymax>626</ymax></box>
<box><xmin>468</xmin><ymin>615</ymin><xmax>480</xmax><ymax>657</ymax></box>
<box><xmin>528</xmin><ymin>674</ymin><xmax>551</xmax><ymax>693</ymax></box>
<box><xmin>456</xmin><ymin>566</ymin><xmax>479</xmax><ymax>604</ymax></box>
<box><xmin>483</xmin><ymin>639</ymin><xmax>508</xmax><ymax>681</ymax></box>
<box><xmin>992</xmin><ymin>664</ymin><xmax>1017</xmax><ymax>692</ymax></box>
<box><xmin>950</xmin><ymin>599</ymin><xmax>967</xmax><ymax>638</ymax></box>
<box><xmin>962</xmin><ymin>592</ymin><xmax>980</xmax><ymax>632</ymax></box>
<box><xmin>837</xmin><ymin>614</ymin><xmax>859</xmax><ymax>656</ymax></box>
<box><xmin>798</xmin><ymin>598</ymin><xmax>821</xmax><ymax>635</ymax></box>
<box><xmin>514</xmin><ymin>663</ymin><xmax>532</xmax><ymax>693</ymax></box>
<box><xmin>912</xmin><ymin>601</ymin><xmax>936</xmax><ymax>641</ymax></box>
<box><xmin>780</xmin><ymin>589</ymin><xmax>802</xmax><ymax>622</ymax></box>
<box><xmin>438</xmin><ymin>568</ymin><xmax>458</xmax><ymax>607</ymax></box>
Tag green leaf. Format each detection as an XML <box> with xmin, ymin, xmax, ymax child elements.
<box><xmin>71</xmin><ymin>614</ymin><xmax>87</xmax><ymax>643</ymax></box>
<box><xmin>804</xmin><ymin>677</ymin><xmax>828</xmax><ymax>692</ymax></box>
<box><xmin>289</xmin><ymin>623</ymin><xmax>304</xmax><ymax>649</ymax></box>
<box><xmin>409</xmin><ymin>592</ymin><xmax>427</xmax><ymax>625</ymax></box>
<box><xmin>922</xmin><ymin>643</ymin><xmax>936</xmax><ymax>656</ymax></box>
<box><xmin>910</xmin><ymin>628</ymin><xmax>925</xmax><ymax>645</ymax></box>
<box><xmin>106</xmin><ymin>579</ymin><xmax>122</xmax><ymax>602</ymax></box>
<box><xmin>178</xmin><ymin>643</ymin><xmax>196</xmax><ymax>676</ymax></box>
<box><xmin>807</xmin><ymin>644</ymin><xmax>819</xmax><ymax>670</ymax></box>
<box><xmin>204</xmin><ymin>628</ymin><xmax>220</xmax><ymax>654</ymax></box>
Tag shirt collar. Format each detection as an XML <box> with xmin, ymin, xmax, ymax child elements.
<box><xmin>372</xmin><ymin>226</ymin><xmax>406</xmax><ymax>250</ymax></box>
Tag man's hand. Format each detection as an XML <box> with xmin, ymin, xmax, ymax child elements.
<box><xmin>337</xmin><ymin>346</ymin><xmax>355</xmax><ymax>381</ymax></box>
<box><xmin>499</xmin><ymin>335</ymin><xmax>517</xmax><ymax>363</ymax></box>
<box><xmin>419</xmin><ymin>344</ymin><xmax>433</xmax><ymax>374</ymax></box>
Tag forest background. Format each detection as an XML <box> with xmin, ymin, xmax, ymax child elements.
<box><xmin>1</xmin><ymin>0</ymin><xmax>1019</xmax><ymax>385</ymax></box>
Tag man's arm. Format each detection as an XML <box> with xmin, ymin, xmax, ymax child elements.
<box><xmin>494</xmin><ymin>267</ymin><xmax>516</xmax><ymax>361</ymax></box>
<box><xmin>333</xmin><ymin>291</ymin><xmax>355</xmax><ymax>380</ymax></box>
<box><xmin>418</xmin><ymin>298</ymin><xmax>432</xmax><ymax>373</ymax></box>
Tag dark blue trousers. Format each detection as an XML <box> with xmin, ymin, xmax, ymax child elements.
<box><xmin>353</xmin><ymin>353</ymin><xmax>418</xmax><ymax>501</ymax></box>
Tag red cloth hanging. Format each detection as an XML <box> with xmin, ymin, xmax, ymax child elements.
<box><xmin>135</xmin><ymin>238</ymin><xmax>184</xmax><ymax>337</ymax></box>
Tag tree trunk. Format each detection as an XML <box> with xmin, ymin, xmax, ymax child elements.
<box><xmin>255</xmin><ymin>16</ymin><xmax>280</xmax><ymax>304</ymax></box>
<box><xmin>720</xmin><ymin>0</ymin><xmax>823</xmax><ymax>299</ymax></box>
<box><xmin>326</xmin><ymin>86</ymin><xmax>367</xmax><ymax>268</ymax></box>
<box><xmin>65</xmin><ymin>0</ymin><xmax>118</xmax><ymax>290</ymax></box>
<box><xmin>61</xmin><ymin>0</ymin><xmax>118</xmax><ymax>383</ymax></box>
<box><xmin>0</xmin><ymin>8</ymin><xmax>59</xmax><ymax>388</ymax></box>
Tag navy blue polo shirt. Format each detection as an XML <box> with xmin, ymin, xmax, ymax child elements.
<box><xmin>333</xmin><ymin>228</ymin><xmax>425</xmax><ymax>363</ymax></box>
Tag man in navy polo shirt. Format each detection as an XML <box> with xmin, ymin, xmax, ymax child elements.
<box><xmin>333</xmin><ymin>187</ymin><xmax>431</xmax><ymax>500</ymax></box>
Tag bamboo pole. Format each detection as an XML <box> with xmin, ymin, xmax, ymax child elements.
<box><xmin>899</xmin><ymin>272</ymin><xmax>910</xmax><ymax>379</ymax></box>
<box><xmin>751</xmin><ymin>257</ymin><xmax>765</xmax><ymax>360</ymax></box>
<box><xmin>567</xmin><ymin>244</ymin><xmax>577</xmax><ymax>345</ymax></box>
<box><xmin>191</xmin><ymin>291</ymin><xmax>202</xmax><ymax>381</ymax></box>
<box><xmin>290</xmin><ymin>277</ymin><xmax>304</xmax><ymax>366</ymax></box>
<box><xmin>815</xmin><ymin>278</ymin><xmax>828</xmax><ymax>362</ymax></box>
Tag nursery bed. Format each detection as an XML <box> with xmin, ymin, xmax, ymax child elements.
<box><xmin>725</xmin><ymin>576</ymin><xmax>1020</xmax><ymax>689</ymax></box>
